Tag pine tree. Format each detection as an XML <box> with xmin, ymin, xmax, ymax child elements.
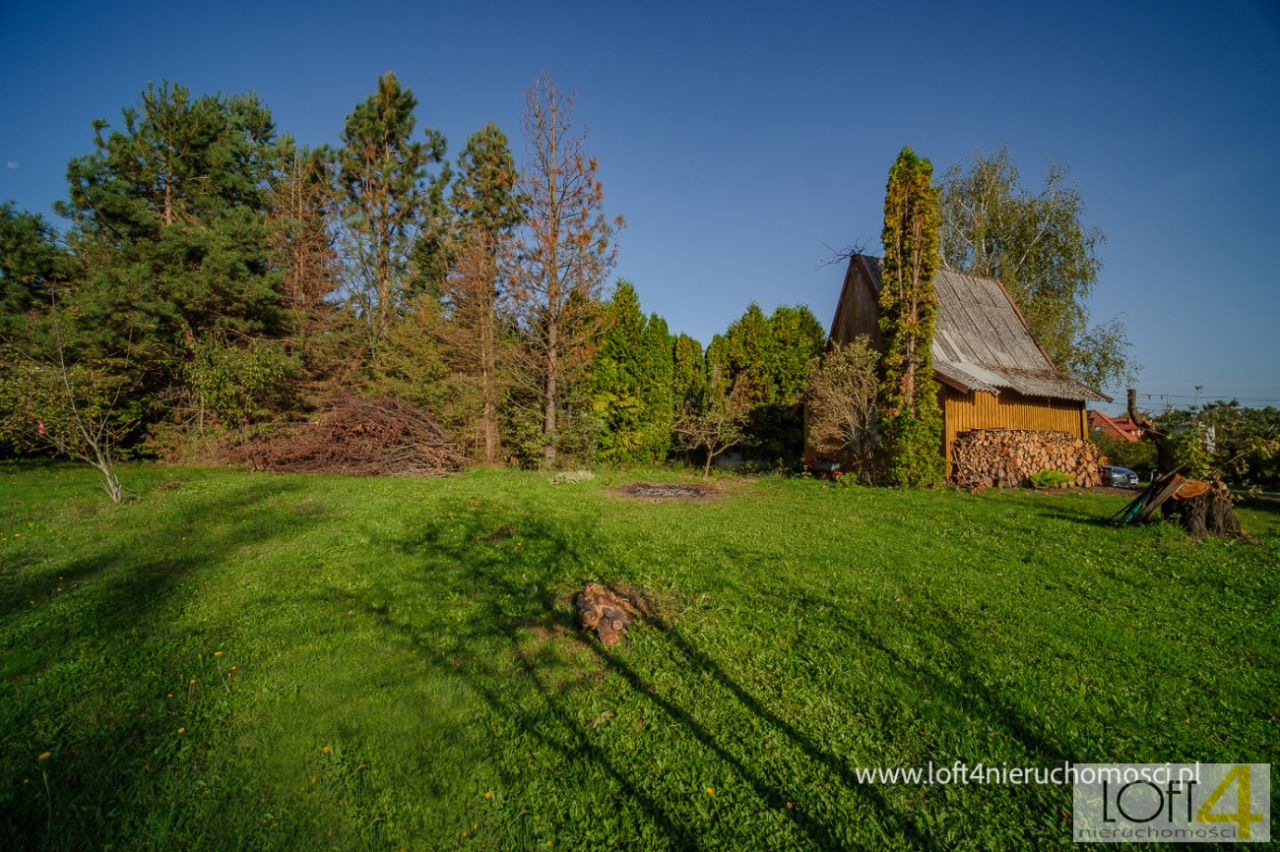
<box><xmin>55</xmin><ymin>82</ymin><xmax>282</xmax><ymax>424</ymax></box>
<box><xmin>878</xmin><ymin>146</ymin><xmax>945</xmax><ymax>487</ymax></box>
<box><xmin>336</xmin><ymin>72</ymin><xmax>448</xmax><ymax>349</ymax></box>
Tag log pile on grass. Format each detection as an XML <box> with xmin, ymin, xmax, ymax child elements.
<box><xmin>952</xmin><ymin>429</ymin><xmax>1102</xmax><ymax>490</ymax></box>
<box><xmin>574</xmin><ymin>583</ymin><xmax>637</xmax><ymax>647</ymax></box>
<box><xmin>233</xmin><ymin>396</ymin><xmax>463</xmax><ymax>476</ymax></box>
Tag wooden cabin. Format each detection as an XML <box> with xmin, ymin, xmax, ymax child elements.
<box><xmin>815</xmin><ymin>254</ymin><xmax>1107</xmax><ymax>474</ymax></box>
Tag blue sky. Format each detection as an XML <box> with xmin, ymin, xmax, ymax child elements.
<box><xmin>2</xmin><ymin>0</ymin><xmax>1277</xmax><ymax>411</ymax></box>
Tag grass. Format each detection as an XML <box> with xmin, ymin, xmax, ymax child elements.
<box><xmin>1</xmin><ymin>463</ymin><xmax>1277</xmax><ymax>849</ymax></box>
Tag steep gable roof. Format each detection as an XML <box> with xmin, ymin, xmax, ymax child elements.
<box><xmin>840</xmin><ymin>255</ymin><xmax>1108</xmax><ymax>402</ymax></box>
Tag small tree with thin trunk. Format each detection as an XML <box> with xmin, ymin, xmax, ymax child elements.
<box><xmin>1</xmin><ymin>299</ymin><xmax>136</xmax><ymax>503</ymax></box>
<box><xmin>504</xmin><ymin>74</ymin><xmax>621</xmax><ymax>468</ymax></box>
<box><xmin>673</xmin><ymin>374</ymin><xmax>752</xmax><ymax>477</ymax></box>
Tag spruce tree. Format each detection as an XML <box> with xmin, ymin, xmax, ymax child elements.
<box><xmin>878</xmin><ymin>146</ymin><xmax>945</xmax><ymax>486</ymax></box>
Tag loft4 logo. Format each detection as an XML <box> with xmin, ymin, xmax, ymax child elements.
<box><xmin>1194</xmin><ymin>765</ymin><xmax>1265</xmax><ymax>839</ymax></box>
<box><xmin>1073</xmin><ymin>763</ymin><xmax>1271</xmax><ymax>844</ymax></box>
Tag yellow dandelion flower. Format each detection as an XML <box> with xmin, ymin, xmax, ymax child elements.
<box><xmin>471</xmin><ymin>822</ymin><xmax>478</xmax><ymax>830</ymax></box>
<box><xmin>190</xmin><ymin>677</ymin><xmax>197</xmax><ymax>684</ymax></box>
<box><xmin>483</xmin><ymin>790</ymin><xmax>493</xmax><ymax>800</ymax></box>
<box><xmin>322</xmin><ymin>744</ymin><xmax>330</xmax><ymax>754</ymax></box>
<box><xmin>214</xmin><ymin>651</ymin><xmax>223</xmax><ymax>657</ymax></box>
<box><xmin>785</xmin><ymin>801</ymin><xmax>793</xmax><ymax>810</ymax></box>
<box><xmin>705</xmin><ymin>787</ymin><xmax>714</xmax><ymax>796</ymax></box>
<box><xmin>37</xmin><ymin>752</ymin><xmax>51</xmax><ymax>761</ymax></box>
<box><xmin>177</xmin><ymin>727</ymin><xmax>186</xmax><ymax>734</ymax></box>
<box><xmin>166</xmin><ymin>692</ymin><xmax>173</xmax><ymax>699</ymax></box>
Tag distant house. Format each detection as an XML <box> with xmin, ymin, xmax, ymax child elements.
<box><xmin>813</xmin><ymin>254</ymin><xmax>1108</xmax><ymax>473</ymax></box>
<box><xmin>1088</xmin><ymin>410</ymin><xmax>1144</xmax><ymax>443</ymax></box>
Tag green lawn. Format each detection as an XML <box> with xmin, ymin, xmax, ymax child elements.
<box><xmin>2</xmin><ymin>464</ymin><xmax>1277</xmax><ymax>849</ymax></box>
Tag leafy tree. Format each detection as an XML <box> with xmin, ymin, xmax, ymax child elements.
<box><xmin>805</xmin><ymin>338</ymin><xmax>880</xmax><ymax>471</ymax></box>
<box><xmin>939</xmin><ymin>148</ymin><xmax>1134</xmax><ymax>390</ymax></box>
<box><xmin>270</xmin><ymin>139</ymin><xmax>340</xmax><ymax>314</ymax></box>
<box><xmin>266</xmin><ymin>139</ymin><xmax>352</xmax><ymax>413</ymax></box>
<box><xmin>673</xmin><ymin>361</ymin><xmax>752</xmax><ymax>477</ymax></box>
<box><xmin>366</xmin><ymin>294</ymin><xmax>465</xmax><ymax>432</ymax></box>
<box><xmin>0</xmin><ymin>298</ymin><xmax>139</xmax><ymax>501</ymax></box>
<box><xmin>1154</xmin><ymin>402</ymin><xmax>1280</xmax><ymax>489</ymax></box>
<box><xmin>184</xmin><ymin>338</ymin><xmax>298</xmax><ymax>429</ymax></box>
<box><xmin>504</xmin><ymin>74</ymin><xmax>620</xmax><ymax>468</ymax></box>
<box><xmin>440</xmin><ymin>232</ymin><xmax>515</xmax><ymax>462</ymax></box>
<box><xmin>336</xmin><ymin>72</ymin><xmax>448</xmax><ymax>348</ymax></box>
<box><xmin>879</xmin><ymin>146</ymin><xmax>945</xmax><ymax>487</ymax></box>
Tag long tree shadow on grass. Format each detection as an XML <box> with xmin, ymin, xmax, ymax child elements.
<box><xmin>337</xmin><ymin>498</ymin><xmax>935</xmax><ymax>849</ymax></box>
<box><xmin>0</xmin><ymin>476</ymin><xmax>323</xmax><ymax>848</ymax></box>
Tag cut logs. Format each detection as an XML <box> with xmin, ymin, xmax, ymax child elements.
<box><xmin>574</xmin><ymin>583</ymin><xmax>635</xmax><ymax>647</ymax></box>
<box><xmin>952</xmin><ymin>429</ymin><xmax>1102</xmax><ymax>490</ymax></box>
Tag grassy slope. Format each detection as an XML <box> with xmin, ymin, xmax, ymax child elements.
<box><xmin>1</xmin><ymin>464</ymin><xmax>1277</xmax><ymax>849</ymax></box>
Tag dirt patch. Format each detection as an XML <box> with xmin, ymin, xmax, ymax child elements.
<box><xmin>615</xmin><ymin>482</ymin><xmax>717</xmax><ymax>500</ymax></box>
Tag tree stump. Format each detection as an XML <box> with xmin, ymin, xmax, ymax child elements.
<box><xmin>1163</xmin><ymin>481</ymin><xmax>1248</xmax><ymax>541</ymax></box>
<box><xmin>575</xmin><ymin>583</ymin><xmax>634</xmax><ymax>646</ymax></box>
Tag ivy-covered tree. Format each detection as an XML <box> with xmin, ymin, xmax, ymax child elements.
<box><xmin>336</xmin><ymin>72</ymin><xmax>448</xmax><ymax>349</ymax></box>
<box><xmin>878</xmin><ymin>146</ymin><xmax>945</xmax><ymax>487</ymax></box>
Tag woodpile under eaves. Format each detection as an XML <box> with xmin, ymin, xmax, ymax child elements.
<box><xmin>952</xmin><ymin>428</ymin><xmax>1102</xmax><ymax>490</ymax></box>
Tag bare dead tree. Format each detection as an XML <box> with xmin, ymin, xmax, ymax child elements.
<box><xmin>503</xmin><ymin>74</ymin><xmax>621</xmax><ymax>468</ymax></box>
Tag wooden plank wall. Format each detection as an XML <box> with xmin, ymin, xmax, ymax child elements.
<box><xmin>941</xmin><ymin>387</ymin><xmax>1088</xmax><ymax>474</ymax></box>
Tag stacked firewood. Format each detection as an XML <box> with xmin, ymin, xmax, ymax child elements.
<box><xmin>952</xmin><ymin>429</ymin><xmax>1102</xmax><ymax>490</ymax></box>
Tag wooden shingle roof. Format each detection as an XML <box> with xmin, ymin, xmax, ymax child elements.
<box><xmin>851</xmin><ymin>255</ymin><xmax>1108</xmax><ymax>402</ymax></box>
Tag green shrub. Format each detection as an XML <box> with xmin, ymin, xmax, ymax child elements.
<box><xmin>1029</xmin><ymin>469</ymin><xmax>1074</xmax><ymax>488</ymax></box>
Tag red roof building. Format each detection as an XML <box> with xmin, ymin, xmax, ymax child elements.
<box><xmin>1089</xmin><ymin>410</ymin><xmax>1143</xmax><ymax>443</ymax></box>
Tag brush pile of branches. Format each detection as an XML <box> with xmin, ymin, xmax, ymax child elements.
<box><xmin>233</xmin><ymin>396</ymin><xmax>463</xmax><ymax>476</ymax></box>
